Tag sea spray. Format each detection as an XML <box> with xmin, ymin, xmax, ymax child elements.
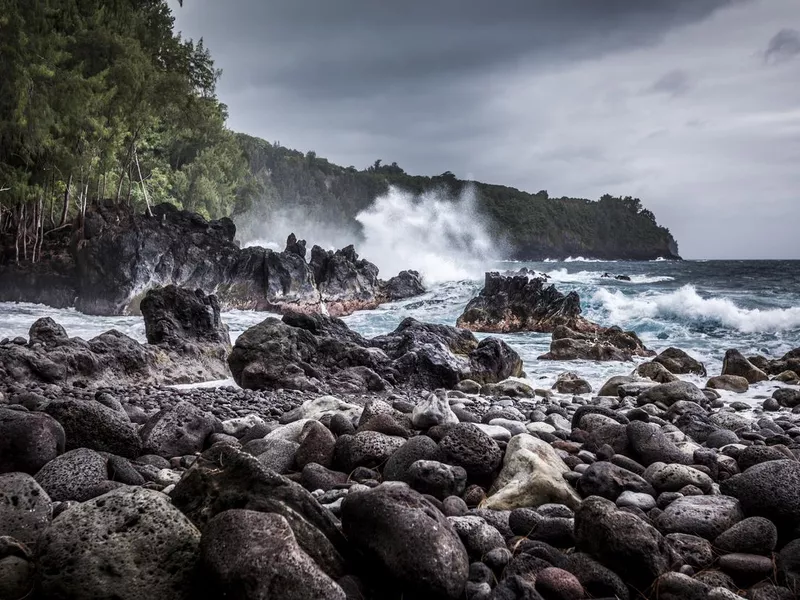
<box><xmin>355</xmin><ymin>185</ymin><xmax>500</xmax><ymax>283</ymax></box>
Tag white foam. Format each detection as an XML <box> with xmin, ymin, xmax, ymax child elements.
<box><xmin>590</xmin><ymin>285</ymin><xmax>800</xmax><ymax>333</ymax></box>
<box><xmin>543</xmin><ymin>269</ymin><xmax>673</xmax><ymax>285</ymax></box>
<box><xmin>355</xmin><ymin>185</ymin><xmax>499</xmax><ymax>284</ymax></box>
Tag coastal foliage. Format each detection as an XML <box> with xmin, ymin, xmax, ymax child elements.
<box><xmin>0</xmin><ymin>0</ymin><xmax>678</xmax><ymax>263</ymax></box>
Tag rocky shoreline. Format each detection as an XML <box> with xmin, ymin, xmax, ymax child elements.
<box><xmin>2</xmin><ymin>280</ymin><xmax>800</xmax><ymax>599</ymax></box>
<box><xmin>0</xmin><ymin>202</ymin><xmax>425</xmax><ymax>317</ymax></box>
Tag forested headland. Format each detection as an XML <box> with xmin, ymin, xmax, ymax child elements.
<box><xmin>0</xmin><ymin>0</ymin><xmax>679</xmax><ymax>262</ymax></box>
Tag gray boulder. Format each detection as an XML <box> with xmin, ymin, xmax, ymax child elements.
<box><xmin>411</xmin><ymin>390</ymin><xmax>459</xmax><ymax>429</ymax></box>
<box><xmin>36</xmin><ymin>487</ymin><xmax>200</xmax><ymax>600</ymax></box>
<box><xmin>0</xmin><ymin>473</ymin><xmax>52</xmax><ymax>548</ymax></box>
<box><xmin>437</xmin><ymin>424</ymin><xmax>503</xmax><ymax>483</ymax></box>
<box><xmin>626</xmin><ymin>421</ymin><xmax>692</xmax><ymax>466</ymax></box>
<box><xmin>140</xmin><ymin>401</ymin><xmax>217</xmax><ymax>458</ymax></box>
<box><xmin>407</xmin><ymin>460</ymin><xmax>467</xmax><ymax>499</ymax></box>
<box><xmin>201</xmin><ymin>509</ymin><xmax>345</xmax><ymax>600</ymax></box>
<box><xmin>655</xmin><ymin>495</ymin><xmax>744</xmax><ymax>540</ymax></box>
<box><xmin>34</xmin><ymin>448</ymin><xmax>109</xmax><ymax>502</ymax></box>
<box><xmin>714</xmin><ymin>517</ymin><xmax>778</xmax><ymax>555</ymax></box>
<box><xmin>722</xmin><ymin>349</ymin><xmax>768</xmax><ymax>383</ymax></box>
<box><xmin>0</xmin><ymin>408</ymin><xmax>64</xmax><ymax>474</ymax></box>
<box><xmin>637</xmin><ymin>380</ymin><xmax>707</xmax><ymax>407</ymax></box>
<box><xmin>44</xmin><ymin>398</ymin><xmax>142</xmax><ymax>458</ymax></box>
<box><xmin>577</xmin><ymin>461</ymin><xmax>655</xmax><ymax>501</ymax></box>
<box><xmin>341</xmin><ymin>482</ymin><xmax>469</xmax><ymax>599</ymax></box>
<box><xmin>720</xmin><ymin>459</ymin><xmax>800</xmax><ymax>531</ymax></box>
<box><xmin>654</xmin><ymin>347</ymin><xmax>707</xmax><ymax>376</ymax></box>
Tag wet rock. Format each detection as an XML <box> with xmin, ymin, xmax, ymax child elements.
<box><xmin>0</xmin><ymin>408</ymin><xmax>65</xmax><ymax>474</ymax></box>
<box><xmin>0</xmin><ymin>473</ymin><xmax>51</xmax><ymax>548</ymax></box>
<box><xmin>722</xmin><ymin>350</ymin><xmax>768</xmax><ymax>384</ymax></box>
<box><xmin>655</xmin><ymin>495</ymin><xmax>744</xmax><ymax>539</ymax></box>
<box><xmin>540</xmin><ymin>325</ymin><xmax>653</xmax><ymax>362</ymax></box>
<box><xmin>636</xmin><ymin>361</ymin><xmax>679</xmax><ymax>383</ymax></box>
<box><xmin>34</xmin><ymin>448</ymin><xmax>109</xmax><ymax>502</ymax></box>
<box><xmin>552</xmin><ymin>372</ymin><xmax>592</xmax><ymax>395</ymax></box>
<box><xmin>341</xmin><ymin>482</ymin><xmax>469</xmax><ymax>599</ymax></box>
<box><xmin>484</xmin><ymin>434</ymin><xmax>581</xmax><ymax>510</ymax></box>
<box><xmin>654</xmin><ymin>348</ymin><xmax>707</xmax><ymax>376</ymax></box>
<box><xmin>36</xmin><ymin>487</ymin><xmax>200</xmax><ymax>600</ymax></box>
<box><xmin>575</xmin><ymin>496</ymin><xmax>675</xmax><ymax>592</ymax></box>
<box><xmin>774</xmin><ymin>387</ymin><xmax>800</xmax><ymax>409</ymax></box>
<box><xmin>637</xmin><ymin>380</ymin><xmax>707</xmax><ymax>407</ymax></box>
<box><xmin>597</xmin><ymin>375</ymin><xmax>638</xmax><ymax>397</ymax></box>
<box><xmin>201</xmin><ymin>509</ymin><xmax>345</xmax><ymax>600</ymax></box>
<box><xmin>140</xmin><ymin>401</ymin><xmax>217</xmax><ymax>458</ymax></box>
<box><xmin>708</xmin><ymin>375</ymin><xmax>750</xmax><ymax>393</ymax></box>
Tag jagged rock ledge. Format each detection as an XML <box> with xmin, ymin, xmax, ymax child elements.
<box><xmin>0</xmin><ymin>202</ymin><xmax>425</xmax><ymax>317</ymax></box>
<box><xmin>458</xmin><ymin>271</ymin><xmax>653</xmax><ymax>361</ymax></box>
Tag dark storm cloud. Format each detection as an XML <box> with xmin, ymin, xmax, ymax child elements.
<box><xmin>179</xmin><ymin>0</ymin><xmax>743</xmax><ymax>100</ymax></box>
<box><xmin>765</xmin><ymin>28</ymin><xmax>800</xmax><ymax>62</ymax></box>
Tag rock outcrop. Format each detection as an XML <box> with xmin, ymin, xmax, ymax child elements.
<box><xmin>457</xmin><ymin>272</ymin><xmax>596</xmax><ymax>333</ymax></box>
<box><xmin>0</xmin><ymin>203</ymin><xmax>424</xmax><ymax>317</ymax></box>
<box><xmin>539</xmin><ymin>324</ymin><xmax>654</xmax><ymax>362</ymax></box>
<box><xmin>228</xmin><ymin>313</ymin><xmax>524</xmax><ymax>393</ymax></box>
<box><xmin>0</xmin><ymin>286</ymin><xmax>230</xmax><ymax>387</ymax></box>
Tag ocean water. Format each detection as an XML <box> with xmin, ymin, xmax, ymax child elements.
<box><xmin>2</xmin><ymin>259</ymin><xmax>798</xmax><ymax>405</ymax></box>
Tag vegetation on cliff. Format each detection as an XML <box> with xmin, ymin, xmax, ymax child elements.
<box><xmin>0</xmin><ymin>0</ymin><xmax>679</xmax><ymax>264</ymax></box>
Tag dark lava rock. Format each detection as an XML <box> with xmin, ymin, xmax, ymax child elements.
<box><xmin>774</xmin><ymin>387</ymin><xmax>800</xmax><ymax>409</ymax></box>
<box><xmin>665</xmin><ymin>533</ymin><xmax>714</xmax><ymax>570</ymax></box>
<box><xmin>341</xmin><ymin>482</ymin><xmax>469</xmax><ymax>599</ymax></box>
<box><xmin>722</xmin><ymin>349</ymin><xmax>768</xmax><ymax>384</ymax></box>
<box><xmin>637</xmin><ymin>380</ymin><xmax>707</xmax><ymax>407</ymax></box>
<box><xmin>714</xmin><ymin>516</ymin><xmax>778</xmax><ymax>555</ymax></box>
<box><xmin>539</xmin><ymin>325</ymin><xmax>653</xmax><ymax>362</ymax></box>
<box><xmin>170</xmin><ymin>444</ymin><xmax>347</xmax><ymax>579</ymax></box>
<box><xmin>654</xmin><ymin>347</ymin><xmax>707</xmax><ymax>376</ymax></box>
<box><xmin>36</xmin><ymin>487</ymin><xmax>200</xmax><ymax>600</ymax></box>
<box><xmin>456</xmin><ymin>272</ymin><xmax>591</xmax><ymax>334</ymax></box>
<box><xmin>721</xmin><ymin>459</ymin><xmax>800</xmax><ymax>532</ymax></box>
<box><xmin>577</xmin><ymin>461</ymin><xmax>655</xmax><ymax>501</ymax></box>
<box><xmin>140</xmin><ymin>401</ymin><xmax>217</xmax><ymax>458</ymax></box>
<box><xmin>0</xmin><ymin>473</ymin><xmax>52</xmax><ymax>548</ymax></box>
<box><xmin>575</xmin><ymin>495</ymin><xmax>676</xmax><ymax>591</ymax></box>
<box><xmin>201</xmin><ymin>509</ymin><xmax>345</xmax><ymax>600</ymax></box>
<box><xmin>34</xmin><ymin>448</ymin><xmax>109</xmax><ymax>502</ymax></box>
<box><xmin>333</xmin><ymin>431</ymin><xmax>405</xmax><ymax>473</ymax></box>
<box><xmin>655</xmin><ymin>495</ymin><xmax>744</xmax><ymax>540</ymax></box>
<box><xmin>44</xmin><ymin>398</ymin><xmax>142</xmax><ymax>458</ymax></box>
<box><xmin>437</xmin><ymin>424</ymin><xmax>503</xmax><ymax>484</ymax></box>
<box><xmin>565</xmin><ymin>553</ymin><xmax>630</xmax><ymax>600</ymax></box>
<box><xmin>0</xmin><ymin>408</ymin><xmax>65</xmax><ymax>474</ymax></box>
<box><xmin>626</xmin><ymin>421</ymin><xmax>692</xmax><ymax>466</ymax></box>
<box><xmin>407</xmin><ymin>460</ymin><xmax>468</xmax><ymax>500</ymax></box>
<box><xmin>383</xmin><ymin>435</ymin><xmax>440</xmax><ymax>483</ymax></box>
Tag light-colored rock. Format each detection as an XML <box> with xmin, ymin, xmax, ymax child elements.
<box><xmin>281</xmin><ymin>395</ymin><xmax>362</xmax><ymax>423</ymax></box>
<box><xmin>412</xmin><ymin>390</ymin><xmax>458</xmax><ymax>429</ymax></box>
<box><xmin>483</xmin><ymin>434</ymin><xmax>581</xmax><ymax>510</ymax></box>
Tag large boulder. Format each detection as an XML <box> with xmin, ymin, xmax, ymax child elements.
<box><xmin>0</xmin><ymin>408</ymin><xmax>64</xmax><ymax>474</ymax></box>
<box><xmin>654</xmin><ymin>347</ymin><xmax>707</xmax><ymax>376</ymax></box>
<box><xmin>36</xmin><ymin>487</ymin><xmax>201</xmax><ymax>600</ymax></box>
<box><xmin>0</xmin><ymin>286</ymin><xmax>232</xmax><ymax>387</ymax></box>
<box><xmin>201</xmin><ymin>509</ymin><xmax>345</xmax><ymax>599</ymax></box>
<box><xmin>721</xmin><ymin>349</ymin><xmax>768</xmax><ymax>384</ymax></box>
<box><xmin>34</xmin><ymin>448</ymin><xmax>109</xmax><ymax>502</ymax></box>
<box><xmin>484</xmin><ymin>434</ymin><xmax>581</xmax><ymax>510</ymax></box>
<box><xmin>720</xmin><ymin>460</ymin><xmax>800</xmax><ymax>532</ymax></box>
<box><xmin>456</xmin><ymin>272</ymin><xmax>593</xmax><ymax>333</ymax></box>
<box><xmin>341</xmin><ymin>482</ymin><xmax>469</xmax><ymax>599</ymax></box>
<box><xmin>655</xmin><ymin>496</ymin><xmax>744</xmax><ymax>540</ymax></box>
<box><xmin>637</xmin><ymin>380</ymin><xmax>707</xmax><ymax>407</ymax></box>
<box><xmin>140</xmin><ymin>401</ymin><xmax>217</xmax><ymax>458</ymax></box>
<box><xmin>626</xmin><ymin>421</ymin><xmax>692</xmax><ymax>466</ymax></box>
<box><xmin>539</xmin><ymin>325</ymin><xmax>653</xmax><ymax>362</ymax></box>
<box><xmin>0</xmin><ymin>473</ymin><xmax>52</xmax><ymax>548</ymax></box>
<box><xmin>44</xmin><ymin>398</ymin><xmax>142</xmax><ymax>458</ymax></box>
<box><xmin>380</xmin><ymin>270</ymin><xmax>425</xmax><ymax>302</ymax></box>
<box><xmin>575</xmin><ymin>496</ymin><xmax>676</xmax><ymax>592</ymax></box>
<box><xmin>229</xmin><ymin>313</ymin><xmax>524</xmax><ymax>392</ymax></box>
<box><xmin>169</xmin><ymin>443</ymin><xmax>348</xmax><ymax>579</ymax></box>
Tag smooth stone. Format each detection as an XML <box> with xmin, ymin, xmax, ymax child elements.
<box><xmin>655</xmin><ymin>495</ymin><xmax>744</xmax><ymax>540</ymax></box>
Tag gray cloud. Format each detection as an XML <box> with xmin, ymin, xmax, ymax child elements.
<box><xmin>765</xmin><ymin>28</ymin><xmax>800</xmax><ymax>62</ymax></box>
<box><xmin>649</xmin><ymin>70</ymin><xmax>692</xmax><ymax>96</ymax></box>
<box><xmin>173</xmin><ymin>0</ymin><xmax>800</xmax><ymax>258</ymax></box>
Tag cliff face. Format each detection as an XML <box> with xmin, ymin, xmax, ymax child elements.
<box><xmin>236</xmin><ymin>135</ymin><xmax>682</xmax><ymax>261</ymax></box>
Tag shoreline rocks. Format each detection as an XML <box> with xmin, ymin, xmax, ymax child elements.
<box><xmin>0</xmin><ymin>203</ymin><xmax>424</xmax><ymax>317</ymax></box>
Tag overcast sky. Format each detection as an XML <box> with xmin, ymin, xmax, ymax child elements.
<box><xmin>172</xmin><ymin>0</ymin><xmax>800</xmax><ymax>259</ymax></box>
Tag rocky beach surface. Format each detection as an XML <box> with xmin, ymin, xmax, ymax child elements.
<box><xmin>2</xmin><ymin>272</ymin><xmax>800</xmax><ymax>600</ymax></box>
